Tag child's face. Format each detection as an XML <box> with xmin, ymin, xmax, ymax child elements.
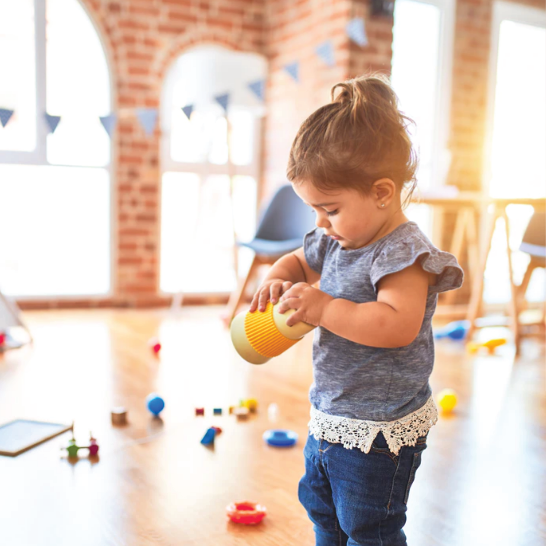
<box><xmin>293</xmin><ymin>180</ymin><xmax>397</xmax><ymax>250</ymax></box>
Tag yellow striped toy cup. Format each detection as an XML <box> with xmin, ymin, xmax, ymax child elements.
<box><xmin>230</xmin><ymin>301</ymin><xmax>316</xmax><ymax>364</ymax></box>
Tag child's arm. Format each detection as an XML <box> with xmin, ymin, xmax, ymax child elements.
<box><xmin>320</xmin><ymin>262</ymin><xmax>430</xmax><ymax>348</ymax></box>
<box><xmin>249</xmin><ymin>248</ymin><xmax>321</xmax><ymax>312</ymax></box>
<box><xmin>279</xmin><ymin>262</ymin><xmax>430</xmax><ymax>348</ymax></box>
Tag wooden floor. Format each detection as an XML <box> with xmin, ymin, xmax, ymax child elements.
<box><xmin>0</xmin><ymin>307</ymin><xmax>544</xmax><ymax>546</ymax></box>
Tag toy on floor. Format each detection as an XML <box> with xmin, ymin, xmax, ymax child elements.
<box><xmin>434</xmin><ymin>320</ymin><xmax>469</xmax><ymax>340</ymax></box>
<box><xmin>148</xmin><ymin>337</ymin><xmax>161</xmax><ymax>354</ymax></box>
<box><xmin>213</xmin><ymin>408</ymin><xmax>222</xmax><ymax>415</ymax></box>
<box><xmin>201</xmin><ymin>427</ymin><xmax>216</xmax><ymax>446</ymax></box>
<box><xmin>61</xmin><ymin>433</ymin><xmax>100</xmax><ymax>458</ymax></box>
<box><xmin>233</xmin><ymin>406</ymin><xmax>249</xmax><ymax>420</ymax></box>
<box><xmin>267</xmin><ymin>403</ymin><xmax>279</xmax><ymax>422</ymax></box>
<box><xmin>226</xmin><ymin>501</ymin><xmax>267</xmax><ymax>525</ymax></box>
<box><xmin>111</xmin><ymin>407</ymin><xmax>128</xmax><ymax>426</ymax></box>
<box><xmin>240</xmin><ymin>398</ymin><xmax>258</xmax><ymax>413</ymax></box>
<box><xmin>466</xmin><ymin>338</ymin><xmax>507</xmax><ymax>355</ymax></box>
<box><xmin>231</xmin><ymin>301</ymin><xmax>315</xmax><ymax>364</ymax></box>
<box><xmin>0</xmin><ymin>332</ymin><xmax>5</xmax><ymax>346</ymax></box>
<box><xmin>437</xmin><ymin>389</ymin><xmax>458</xmax><ymax>413</ymax></box>
<box><xmin>263</xmin><ymin>429</ymin><xmax>298</xmax><ymax>447</ymax></box>
<box><xmin>195</xmin><ymin>407</ymin><xmax>205</xmax><ymax>416</ymax></box>
<box><xmin>146</xmin><ymin>393</ymin><xmax>165</xmax><ymax>417</ymax></box>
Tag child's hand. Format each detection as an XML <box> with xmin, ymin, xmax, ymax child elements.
<box><xmin>277</xmin><ymin>283</ymin><xmax>334</xmax><ymax>327</ymax></box>
<box><xmin>250</xmin><ymin>279</ymin><xmax>294</xmax><ymax>313</ymax></box>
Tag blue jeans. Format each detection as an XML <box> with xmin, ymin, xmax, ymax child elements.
<box><xmin>298</xmin><ymin>431</ymin><xmax>428</xmax><ymax>546</ymax></box>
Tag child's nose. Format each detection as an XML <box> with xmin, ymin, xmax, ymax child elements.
<box><xmin>315</xmin><ymin>215</ymin><xmax>330</xmax><ymax>229</ymax></box>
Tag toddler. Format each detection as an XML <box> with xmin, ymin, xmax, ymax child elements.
<box><xmin>250</xmin><ymin>74</ymin><xmax>464</xmax><ymax>546</ymax></box>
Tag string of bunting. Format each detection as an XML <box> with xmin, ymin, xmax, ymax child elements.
<box><xmin>0</xmin><ymin>20</ymin><xmax>368</xmax><ymax>136</ymax></box>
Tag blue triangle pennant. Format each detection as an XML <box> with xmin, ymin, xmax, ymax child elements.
<box><xmin>316</xmin><ymin>41</ymin><xmax>336</xmax><ymax>67</ymax></box>
<box><xmin>136</xmin><ymin>108</ymin><xmax>158</xmax><ymax>136</ymax></box>
<box><xmin>214</xmin><ymin>93</ymin><xmax>230</xmax><ymax>113</ymax></box>
<box><xmin>44</xmin><ymin>113</ymin><xmax>61</xmax><ymax>134</ymax></box>
<box><xmin>346</xmin><ymin>18</ymin><xmax>368</xmax><ymax>47</ymax></box>
<box><xmin>248</xmin><ymin>79</ymin><xmax>266</xmax><ymax>102</ymax></box>
<box><xmin>99</xmin><ymin>113</ymin><xmax>117</xmax><ymax>137</ymax></box>
<box><xmin>181</xmin><ymin>104</ymin><xmax>194</xmax><ymax>120</ymax></box>
<box><xmin>284</xmin><ymin>62</ymin><xmax>300</xmax><ymax>83</ymax></box>
<box><xmin>0</xmin><ymin>108</ymin><xmax>14</xmax><ymax>128</ymax></box>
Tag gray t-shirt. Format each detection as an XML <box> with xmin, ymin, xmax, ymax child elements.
<box><xmin>303</xmin><ymin>220</ymin><xmax>464</xmax><ymax>422</ymax></box>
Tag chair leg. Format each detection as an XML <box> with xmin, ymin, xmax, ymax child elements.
<box><xmin>224</xmin><ymin>255</ymin><xmax>260</xmax><ymax>326</ymax></box>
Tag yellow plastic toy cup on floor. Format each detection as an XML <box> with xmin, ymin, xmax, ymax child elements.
<box><xmin>231</xmin><ymin>301</ymin><xmax>316</xmax><ymax>364</ymax></box>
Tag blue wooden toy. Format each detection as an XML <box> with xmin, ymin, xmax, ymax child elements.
<box><xmin>200</xmin><ymin>427</ymin><xmax>216</xmax><ymax>446</ymax></box>
<box><xmin>433</xmin><ymin>320</ymin><xmax>469</xmax><ymax>340</ymax></box>
<box><xmin>263</xmin><ymin>429</ymin><xmax>298</xmax><ymax>447</ymax></box>
<box><xmin>146</xmin><ymin>393</ymin><xmax>165</xmax><ymax>417</ymax></box>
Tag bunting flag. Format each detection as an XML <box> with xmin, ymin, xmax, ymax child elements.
<box><xmin>136</xmin><ymin>108</ymin><xmax>158</xmax><ymax>136</ymax></box>
<box><xmin>99</xmin><ymin>113</ymin><xmax>117</xmax><ymax>137</ymax></box>
<box><xmin>0</xmin><ymin>108</ymin><xmax>14</xmax><ymax>128</ymax></box>
<box><xmin>44</xmin><ymin>113</ymin><xmax>61</xmax><ymax>134</ymax></box>
<box><xmin>214</xmin><ymin>93</ymin><xmax>230</xmax><ymax>113</ymax></box>
<box><xmin>346</xmin><ymin>18</ymin><xmax>368</xmax><ymax>47</ymax></box>
<box><xmin>316</xmin><ymin>40</ymin><xmax>336</xmax><ymax>67</ymax></box>
<box><xmin>248</xmin><ymin>79</ymin><xmax>265</xmax><ymax>101</ymax></box>
<box><xmin>181</xmin><ymin>104</ymin><xmax>194</xmax><ymax>120</ymax></box>
<box><xmin>284</xmin><ymin>62</ymin><xmax>300</xmax><ymax>83</ymax></box>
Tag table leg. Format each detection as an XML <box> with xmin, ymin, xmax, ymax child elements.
<box><xmin>466</xmin><ymin>205</ymin><xmax>499</xmax><ymax>341</ymax></box>
<box><xmin>501</xmin><ymin>207</ymin><xmax>521</xmax><ymax>355</ymax></box>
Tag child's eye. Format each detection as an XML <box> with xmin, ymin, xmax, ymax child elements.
<box><xmin>326</xmin><ymin>209</ymin><xmax>338</xmax><ymax>217</ymax></box>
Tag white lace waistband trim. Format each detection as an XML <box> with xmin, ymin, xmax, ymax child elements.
<box><xmin>308</xmin><ymin>396</ymin><xmax>438</xmax><ymax>456</ymax></box>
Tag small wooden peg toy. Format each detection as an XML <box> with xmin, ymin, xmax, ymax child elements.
<box><xmin>233</xmin><ymin>406</ymin><xmax>249</xmax><ymax>420</ymax></box>
<box><xmin>111</xmin><ymin>407</ymin><xmax>128</xmax><ymax>426</ymax></box>
<box><xmin>61</xmin><ymin>433</ymin><xmax>100</xmax><ymax>458</ymax></box>
<box><xmin>213</xmin><ymin>408</ymin><xmax>222</xmax><ymax>415</ymax></box>
<box><xmin>195</xmin><ymin>407</ymin><xmax>205</xmax><ymax>416</ymax></box>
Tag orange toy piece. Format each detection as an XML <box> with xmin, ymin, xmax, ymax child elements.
<box><xmin>226</xmin><ymin>501</ymin><xmax>267</xmax><ymax>525</ymax></box>
<box><xmin>466</xmin><ymin>338</ymin><xmax>507</xmax><ymax>355</ymax></box>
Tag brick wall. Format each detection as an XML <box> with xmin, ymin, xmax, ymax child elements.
<box><xmin>80</xmin><ymin>0</ymin><xmax>266</xmax><ymax>306</ymax></box>
<box><xmin>262</xmin><ymin>0</ymin><xmax>395</xmax><ymax>201</ymax></box>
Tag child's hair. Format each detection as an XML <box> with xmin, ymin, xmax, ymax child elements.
<box><xmin>286</xmin><ymin>73</ymin><xmax>418</xmax><ymax>210</ymax></box>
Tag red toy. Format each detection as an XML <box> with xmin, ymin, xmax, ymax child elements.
<box><xmin>211</xmin><ymin>426</ymin><xmax>222</xmax><ymax>434</ymax></box>
<box><xmin>226</xmin><ymin>501</ymin><xmax>267</xmax><ymax>525</ymax></box>
<box><xmin>195</xmin><ymin>408</ymin><xmax>205</xmax><ymax>416</ymax></box>
<box><xmin>0</xmin><ymin>332</ymin><xmax>5</xmax><ymax>346</ymax></box>
<box><xmin>148</xmin><ymin>337</ymin><xmax>161</xmax><ymax>354</ymax></box>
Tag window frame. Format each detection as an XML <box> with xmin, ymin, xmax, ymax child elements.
<box><xmin>0</xmin><ymin>0</ymin><xmax>116</xmax><ymax>300</ymax></box>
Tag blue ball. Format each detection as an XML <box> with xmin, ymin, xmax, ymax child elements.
<box><xmin>263</xmin><ymin>429</ymin><xmax>298</xmax><ymax>447</ymax></box>
<box><xmin>146</xmin><ymin>393</ymin><xmax>165</xmax><ymax>416</ymax></box>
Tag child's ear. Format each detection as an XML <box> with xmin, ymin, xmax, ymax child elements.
<box><xmin>372</xmin><ymin>178</ymin><xmax>396</xmax><ymax>205</ymax></box>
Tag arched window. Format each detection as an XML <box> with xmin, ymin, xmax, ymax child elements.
<box><xmin>0</xmin><ymin>0</ymin><xmax>112</xmax><ymax>297</ymax></box>
<box><xmin>160</xmin><ymin>45</ymin><xmax>266</xmax><ymax>295</ymax></box>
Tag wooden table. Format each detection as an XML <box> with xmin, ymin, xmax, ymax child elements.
<box><xmin>412</xmin><ymin>191</ymin><xmax>546</xmax><ymax>354</ymax></box>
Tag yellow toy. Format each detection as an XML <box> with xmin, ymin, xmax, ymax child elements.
<box><xmin>231</xmin><ymin>301</ymin><xmax>316</xmax><ymax>364</ymax></box>
<box><xmin>240</xmin><ymin>399</ymin><xmax>258</xmax><ymax>413</ymax></box>
<box><xmin>466</xmin><ymin>337</ymin><xmax>507</xmax><ymax>355</ymax></box>
<box><xmin>437</xmin><ymin>388</ymin><xmax>458</xmax><ymax>413</ymax></box>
